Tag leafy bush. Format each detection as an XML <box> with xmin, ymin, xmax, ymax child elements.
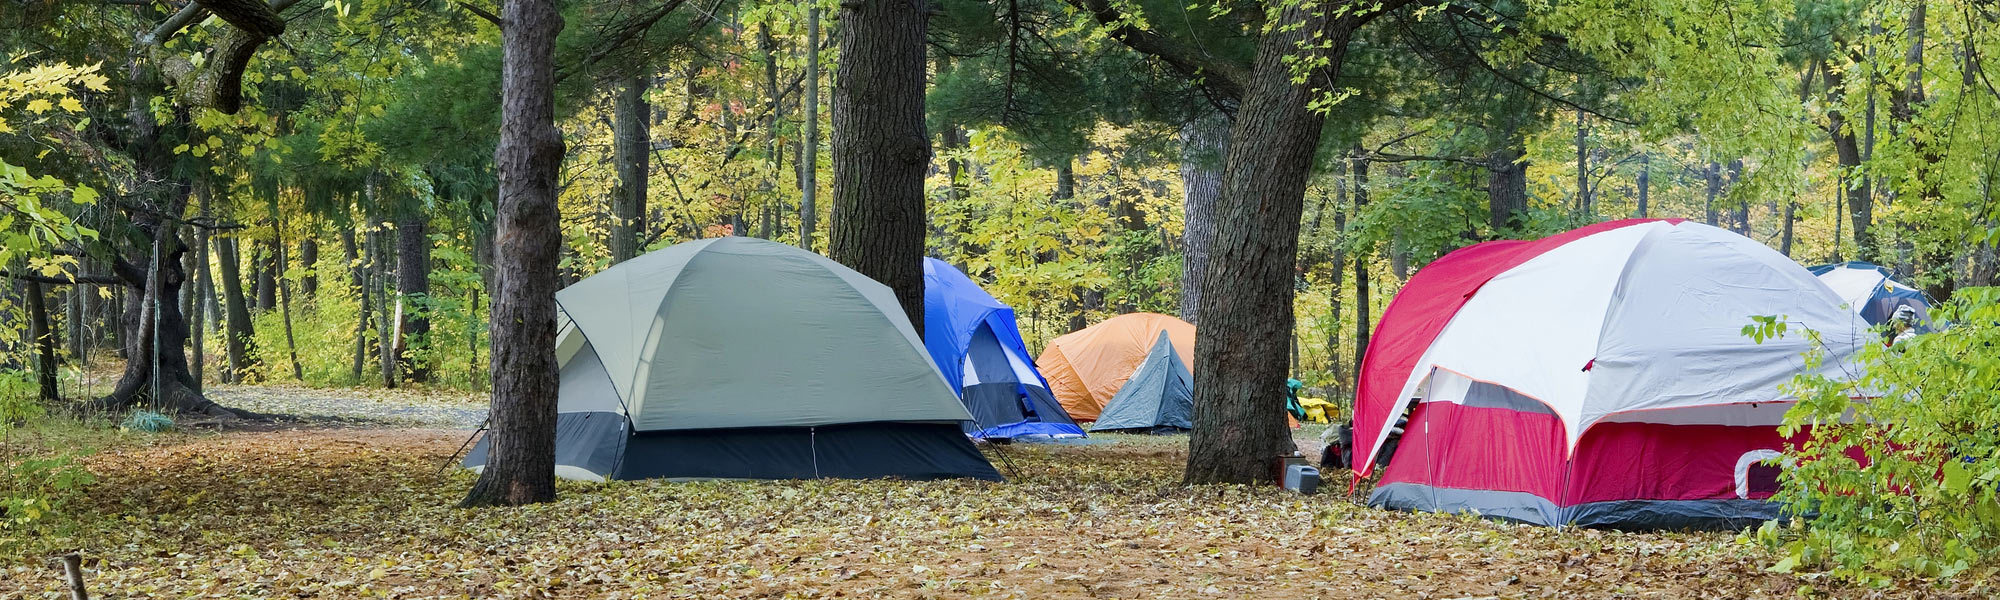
<box><xmin>0</xmin><ymin>369</ymin><xmax>42</xmax><ymax>427</ymax></box>
<box><xmin>1760</xmin><ymin>288</ymin><xmax>2000</xmax><ymax>583</ymax></box>
<box><xmin>0</xmin><ymin>454</ymin><xmax>97</xmax><ymax>553</ymax></box>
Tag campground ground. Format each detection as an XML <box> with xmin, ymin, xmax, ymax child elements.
<box><xmin>1</xmin><ymin>386</ymin><xmax>1984</xmax><ymax>599</ymax></box>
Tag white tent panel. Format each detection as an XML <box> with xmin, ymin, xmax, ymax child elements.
<box><xmin>1583</xmin><ymin>223</ymin><xmax>1861</xmax><ymax>432</ymax></box>
<box><xmin>1816</xmin><ymin>266</ymin><xmax>1888</xmax><ymax>314</ymax></box>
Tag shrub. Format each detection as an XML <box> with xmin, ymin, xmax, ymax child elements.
<box><xmin>1760</xmin><ymin>288</ymin><xmax>2000</xmax><ymax>584</ymax></box>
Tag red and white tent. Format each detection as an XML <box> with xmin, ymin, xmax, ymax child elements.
<box><xmin>1352</xmin><ymin>219</ymin><xmax>1868</xmax><ymax>529</ymax></box>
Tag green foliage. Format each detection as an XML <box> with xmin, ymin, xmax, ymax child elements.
<box><xmin>1759</xmin><ymin>289</ymin><xmax>2000</xmax><ymax>583</ymax></box>
<box><xmin>0</xmin><ymin>369</ymin><xmax>41</xmax><ymax>429</ymax></box>
<box><xmin>0</xmin><ymin>454</ymin><xmax>95</xmax><ymax>552</ymax></box>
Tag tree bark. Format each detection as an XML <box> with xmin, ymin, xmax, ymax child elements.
<box><xmin>27</xmin><ymin>279</ymin><xmax>60</xmax><ymax>402</ymax></box>
<box><xmin>462</xmin><ymin>0</ymin><xmax>565</xmax><ymax>508</ymax></box>
<box><xmin>1486</xmin><ymin>141</ymin><xmax>1528</xmax><ymax>234</ymax></box>
<box><xmin>1177</xmin><ymin>110</ymin><xmax>1228</xmax><ymax>324</ymax></box>
<box><xmin>1574</xmin><ymin>110</ymin><xmax>1589</xmax><ymax>216</ymax></box>
<box><xmin>344</xmin><ymin>227</ymin><xmax>371</xmax><ymax>382</ymax></box>
<box><xmin>215</xmin><ymin>235</ymin><xmax>258</xmax><ymax>383</ymax></box>
<box><xmin>396</xmin><ymin>211</ymin><xmax>432</xmax><ymax>383</ymax></box>
<box><xmin>829</xmin><ymin>0</ymin><xmax>930</xmax><ymax>335</ymax></box>
<box><xmin>374</xmin><ymin>228</ymin><xmax>396</xmax><ymax>388</ymax></box>
<box><xmin>275</xmin><ymin>219</ymin><xmax>303</xmax><ymax>380</ymax></box>
<box><xmin>798</xmin><ymin>3</ymin><xmax>822</xmax><ymax>252</ymax></box>
<box><xmin>1183</xmin><ymin>2</ymin><xmax>1387</xmax><ymax>485</ymax></box>
<box><xmin>1327</xmin><ymin>159</ymin><xmax>1347</xmax><ymax>382</ymax></box>
<box><xmin>1635</xmin><ymin>153</ymin><xmax>1650</xmax><ymax>218</ymax></box>
<box><xmin>253</xmin><ymin>240</ymin><xmax>277</xmax><ymax>311</ymax></box>
<box><xmin>610</xmin><ymin>74</ymin><xmax>650</xmax><ymax>264</ymax></box>
<box><xmin>297</xmin><ymin>231</ymin><xmax>318</xmax><ymax>298</ymax></box>
<box><xmin>1351</xmin><ymin>155</ymin><xmax>1372</xmax><ymax>380</ymax></box>
<box><xmin>1702</xmin><ymin>161</ymin><xmax>1721</xmax><ymax>227</ymax></box>
<box><xmin>1826</xmin><ymin>62</ymin><xmax>1873</xmax><ymax>259</ymax></box>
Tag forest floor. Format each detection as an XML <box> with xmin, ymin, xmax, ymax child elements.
<box><xmin>1</xmin><ymin>388</ymin><xmax>1984</xmax><ymax>599</ymax></box>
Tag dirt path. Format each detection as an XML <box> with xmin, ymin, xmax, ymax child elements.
<box><xmin>203</xmin><ymin>383</ymin><xmax>487</xmax><ymax>429</ymax></box>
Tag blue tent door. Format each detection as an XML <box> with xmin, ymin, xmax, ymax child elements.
<box><xmin>960</xmin><ymin>324</ymin><xmax>1083</xmax><ymax>438</ymax></box>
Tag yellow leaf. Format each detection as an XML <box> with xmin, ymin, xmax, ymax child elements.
<box><xmin>25</xmin><ymin>98</ymin><xmax>51</xmax><ymax>113</ymax></box>
<box><xmin>58</xmin><ymin>97</ymin><xmax>82</xmax><ymax>112</ymax></box>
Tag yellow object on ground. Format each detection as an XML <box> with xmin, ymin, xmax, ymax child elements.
<box><xmin>1298</xmin><ymin>397</ymin><xmax>1335</xmax><ymax>424</ymax></box>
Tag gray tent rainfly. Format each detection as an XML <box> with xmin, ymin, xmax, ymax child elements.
<box><xmin>1088</xmin><ymin>331</ymin><xmax>1195</xmax><ymax>434</ymax></box>
<box><xmin>463</xmin><ymin>237</ymin><xmax>1003</xmax><ymax>482</ymax></box>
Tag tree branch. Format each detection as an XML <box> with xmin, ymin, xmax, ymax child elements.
<box><xmin>454</xmin><ymin>0</ymin><xmax>502</xmax><ymax>27</ymax></box>
<box><xmin>554</xmin><ymin>0</ymin><xmax>700</xmax><ymax>83</ymax></box>
<box><xmin>1369</xmin><ymin>152</ymin><xmax>1490</xmax><ymax>168</ymax></box>
<box><xmin>1059</xmin><ymin>0</ymin><xmax>1249</xmax><ymax>103</ymax></box>
<box><xmin>0</xmin><ymin>270</ymin><xmax>124</xmax><ymax>286</ymax></box>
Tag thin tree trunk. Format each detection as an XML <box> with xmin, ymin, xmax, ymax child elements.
<box><xmin>1826</xmin><ymin>61</ymin><xmax>1873</xmax><ymax>260</ymax></box>
<box><xmin>1178</xmin><ymin>110</ymin><xmax>1228</xmax><ymax>324</ymax></box>
<box><xmin>216</xmin><ymin>235</ymin><xmax>258</xmax><ymax>383</ymax></box>
<box><xmin>27</xmin><ymin>279</ymin><xmax>59</xmax><ymax>402</ymax></box>
<box><xmin>798</xmin><ymin>3</ymin><xmax>822</xmax><ymax>252</ymax></box>
<box><xmin>1184</xmin><ymin>3</ymin><xmax>1384</xmax><ymax>485</ymax></box>
<box><xmin>298</xmin><ymin>231</ymin><xmax>319</xmax><ymax>298</ymax></box>
<box><xmin>1703</xmin><ymin>161</ymin><xmax>1721</xmax><ymax>227</ymax></box>
<box><xmin>462</xmin><ymin>0</ymin><xmax>566</xmax><ymax>508</ymax></box>
<box><xmin>190</xmin><ymin>188</ymin><xmax>211</xmax><ymax>389</ymax></box>
<box><xmin>1352</xmin><ymin>155</ymin><xmax>1372</xmax><ymax>380</ymax></box>
<box><xmin>375</xmin><ymin>229</ymin><xmax>396</xmax><ymax>388</ymax></box>
<box><xmin>253</xmin><ymin>240</ymin><xmax>277</xmax><ymax>311</ymax></box>
<box><xmin>830</xmin><ymin>0</ymin><xmax>930</xmax><ymax>335</ymax></box>
<box><xmin>396</xmin><ymin>211</ymin><xmax>432</xmax><ymax>383</ymax></box>
<box><xmin>1728</xmin><ymin>159</ymin><xmax>1748</xmax><ymax>235</ymax></box>
<box><xmin>1327</xmin><ymin>159</ymin><xmax>1347</xmax><ymax>382</ymax></box>
<box><xmin>1574</xmin><ymin>110</ymin><xmax>1589</xmax><ymax>215</ymax></box>
<box><xmin>345</xmin><ymin>227</ymin><xmax>371</xmax><ymax>382</ymax></box>
<box><xmin>275</xmin><ymin>220</ymin><xmax>303</xmax><ymax>380</ymax></box>
<box><xmin>610</xmin><ymin>74</ymin><xmax>650</xmax><ymax>264</ymax></box>
<box><xmin>1635</xmin><ymin>153</ymin><xmax>1650</xmax><ymax>218</ymax></box>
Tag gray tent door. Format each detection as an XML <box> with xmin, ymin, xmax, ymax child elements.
<box><xmin>1088</xmin><ymin>331</ymin><xmax>1194</xmax><ymax>433</ymax></box>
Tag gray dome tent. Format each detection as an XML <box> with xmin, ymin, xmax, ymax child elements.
<box><xmin>1087</xmin><ymin>331</ymin><xmax>1194</xmax><ymax>434</ymax></box>
<box><xmin>464</xmin><ymin>237</ymin><xmax>1002</xmax><ymax>482</ymax></box>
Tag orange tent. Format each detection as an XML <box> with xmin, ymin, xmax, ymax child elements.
<box><xmin>1035</xmin><ymin>313</ymin><xmax>1195</xmax><ymax>422</ymax></box>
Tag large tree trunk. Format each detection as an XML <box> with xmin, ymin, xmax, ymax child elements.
<box><xmin>1486</xmin><ymin>141</ymin><xmax>1528</xmax><ymax>234</ymax></box>
<box><xmin>610</xmin><ymin>74</ymin><xmax>650</xmax><ymax>264</ymax></box>
<box><xmin>396</xmin><ymin>211</ymin><xmax>432</xmax><ymax>383</ymax></box>
<box><xmin>462</xmin><ymin>0</ymin><xmax>566</xmax><ymax>508</ymax></box>
<box><xmin>27</xmin><ymin>279</ymin><xmax>59</xmax><ymax>402</ymax></box>
<box><xmin>1177</xmin><ymin>110</ymin><xmax>1228</xmax><ymax>324</ymax></box>
<box><xmin>829</xmin><ymin>0</ymin><xmax>930</xmax><ymax>335</ymax></box>
<box><xmin>797</xmin><ymin>3</ymin><xmax>822</xmax><ymax>252</ymax></box>
<box><xmin>215</xmin><ymin>235</ymin><xmax>259</xmax><ymax>383</ymax></box>
<box><xmin>1184</xmin><ymin>3</ymin><xmax>1377</xmax><ymax>485</ymax></box>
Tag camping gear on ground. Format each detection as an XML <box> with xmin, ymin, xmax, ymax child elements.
<box><xmin>1808</xmin><ymin>260</ymin><xmax>1933</xmax><ymax>327</ymax></box>
<box><xmin>1284</xmin><ymin>464</ymin><xmax>1321</xmax><ymax>495</ymax></box>
<box><xmin>1319</xmin><ymin>417</ymin><xmax>1401</xmax><ymax>470</ymax></box>
<box><xmin>1037</xmin><ymin>312</ymin><xmax>1195</xmax><ymax>422</ymax></box>
<box><xmin>1351</xmin><ymin>219</ymin><xmax>1866</xmax><ymax>530</ymax></box>
<box><xmin>463</xmin><ymin>237</ymin><xmax>1003</xmax><ymax>482</ymax></box>
<box><xmin>1297</xmin><ymin>397</ymin><xmax>1334</xmax><ymax>424</ymax></box>
<box><xmin>1086</xmin><ymin>331</ymin><xmax>1195</xmax><ymax>433</ymax></box>
<box><xmin>922</xmin><ymin>258</ymin><xmax>1085</xmax><ymax>440</ymax></box>
<box><xmin>1284</xmin><ymin>379</ymin><xmax>1307</xmax><ymax>421</ymax></box>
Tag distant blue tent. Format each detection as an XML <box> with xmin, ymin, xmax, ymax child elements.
<box><xmin>1808</xmin><ymin>261</ymin><xmax>1933</xmax><ymax>326</ymax></box>
<box><xmin>923</xmin><ymin>258</ymin><xmax>1085</xmax><ymax>440</ymax></box>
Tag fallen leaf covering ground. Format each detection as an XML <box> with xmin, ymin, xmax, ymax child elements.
<box><xmin>7</xmin><ymin>421</ymin><xmax>1990</xmax><ymax>600</ymax></box>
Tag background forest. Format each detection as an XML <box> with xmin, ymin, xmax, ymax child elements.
<box><xmin>3</xmin><ymin>0</ymin><xmax>1999</xmax><ymax>586</ymax></box>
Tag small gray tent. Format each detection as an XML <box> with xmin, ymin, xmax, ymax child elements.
<box><xmin>464</xmin><ymin>237</ymin><xmax>1002</xmax><ymax>482</ymax></box>
<box><xmin>1087</xmin><ymin>331</ymin><xmax>1194</xmax><ymax>433</ymax></box>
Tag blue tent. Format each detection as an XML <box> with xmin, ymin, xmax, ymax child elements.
<box><xmin>1807</xmin><ymin>261</ymin><xmax>1933</xmax><ymax>326</ymax></box>
<box><xmin>923</xmin><ymin>258</ymin><xmax>1085</xmax><ymax>440</ymax></box>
